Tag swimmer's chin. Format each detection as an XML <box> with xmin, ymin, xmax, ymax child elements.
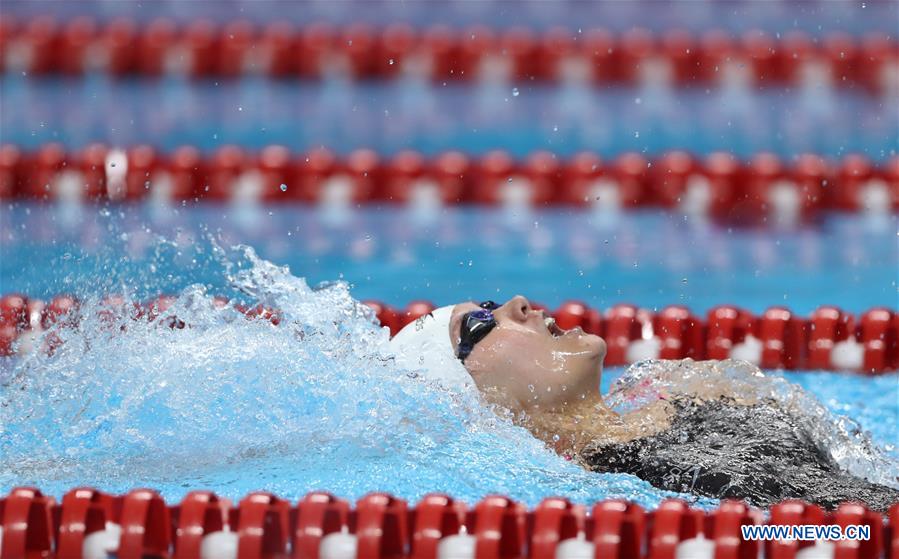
<box><xmin>578</xmin><ymin>333</ymin><xmax>607</xmax><ymax>362</ymax></box>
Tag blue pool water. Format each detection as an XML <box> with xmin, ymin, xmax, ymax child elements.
<box><xmin>1</xmin><ymin>0</ymin><xmax>897</xmax><ymax>510</ymax></box>
<box><xmin>2</xmin><ymin>0</ymin><xmax>897</xmax><ymax>35</ymax></box>
<box><xmin>0</xmin><ymin>204</ymin><xmax>896</xmax><ymax>508</ymax></box>
<box><xmin>1</xmin><ymin>205</ymin><xmax>895</xmax><ymax>314</ymax></box>
<box><xmin>2</xmin><ymin>78</ymin><xmax>897</xmax><ymax>160</ymax></box>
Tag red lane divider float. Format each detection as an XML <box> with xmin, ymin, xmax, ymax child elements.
<box><xmin>1</xmin><ymin>293</ymin><xmax>896</xmax><ymax>373</ymax></box>
<box><xmin>1</xmin><ymin>145</ymin><xmax>897</xmax><ymax>219</ymax></box>
<box><xmin>0</xmin><ymin>18</ymin><xmax>897</xmax><ymax>94</ymax></box>
<box><xmin>0</xmin><ymin>488</ymin><xmax>896</xmax><ymax>559</ymax></box>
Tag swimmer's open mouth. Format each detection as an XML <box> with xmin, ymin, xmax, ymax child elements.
<box><xmin>545</xmin><ymin>316</ymin><xmax>565</xmax><ymax>337</ymax></box>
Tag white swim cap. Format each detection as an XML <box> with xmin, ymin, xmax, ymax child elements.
<box><xmin>389</xmin><ymin>305</ymin><xmax>473</xmax><ymax>389</ymax></box>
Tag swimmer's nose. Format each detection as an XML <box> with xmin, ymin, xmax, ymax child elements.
<box><xmin>504</xmin><ymin>295</ymin><xmax>532</xmax><ymax>322</ymax></box>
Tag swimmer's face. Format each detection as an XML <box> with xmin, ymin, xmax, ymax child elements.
<box><xmin>450</xmin><ymin>295</ymin><xmax>606</xmax><ymax>412</ymax></box>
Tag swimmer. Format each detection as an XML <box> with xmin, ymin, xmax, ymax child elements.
<box><xmin>390</xmin><ymin>296</ymin><xmax>899</xmax><ymax>511</ymax></box>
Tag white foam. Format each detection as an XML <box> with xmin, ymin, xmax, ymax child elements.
<box><xmin>1</xmin><ymin>245</ymin><xmax>660</xmax><ymax>507</ymax></box>
<box><xmin>605</xmin><ymin>359</ymin><xmax>899</xmax><ymax>489</ymax></box>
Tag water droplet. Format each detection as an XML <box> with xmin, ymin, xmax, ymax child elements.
<box><xmin>634</xmin><ymin>97</ymin><xmax>642</xmax><ymax>105</ymax></box>
<box><xmin>682</xmin><ymin>278</ymin><xmax>688</xmax><ymax>284</ymax></box>
<box><xmin>634</xmin><ymin>131</ymin><xmax>640</xmax><ymax>138</ymax></box>
<box><xmin>388</xmin><ymin>58</ymin><xmax>395</xmax><ymax>65</ymax></box>
<box><xmin>528</xmin><ymin>384</ymin><xmax>535</xmax><ymax>392</ymax></box>
<box><xmin>279</xmin><ymin>183</ymin><xmax>288</xmax><ymax>192</ymax></box>
<box><xmin>512</xmin><ymin>87</ymin><xmax>520</xmax><ymax>97</ymax></box>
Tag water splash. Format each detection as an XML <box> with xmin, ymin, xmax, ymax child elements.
<box><xmin>607</xmin><ymin>359</ymin><xmax>899</xmax><ymax>490</ymax></box>
<box><xmin>0</xmin><ymin>245</ymin><xmax>698</xmax><ymax>507</ymax></box>
<box><xmin>1</xmin><ymin>245</ymin><xmax>894</xmax><ymax>508</ymax></box>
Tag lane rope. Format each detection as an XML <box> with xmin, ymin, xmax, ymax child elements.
<box><xmin>1</xmin><ymin>18</ymin><xmax>897</xmax><ymax>96</ymax></box>
<box><xmin>2</xmin><ymin>293</ymin><xmax>896</xmax><ymax>373</ymax></box>
<box><xmin>2</xmin><ymin>145</ymin><xmax>897</xmax><ymax>219</ymax></box>
<box><xmin>0</xmin><ymin>487</ymin><xmax>893</xmax><ymax>559</ymax></box>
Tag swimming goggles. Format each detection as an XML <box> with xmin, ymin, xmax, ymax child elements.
<box><xmin>456</xmin><ymin>300</ymin><xmax>500</xmax><ymax>363</ymax></box>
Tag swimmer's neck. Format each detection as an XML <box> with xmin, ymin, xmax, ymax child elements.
<box><xmin>521</xmin><ymin>391</ymin><xmax>617</xmax><ymax>453</ymax></box>
<box><xmin>522</xmin><ymin>391</ymin><xmax>671</xmax><ymax>456</ymax></box>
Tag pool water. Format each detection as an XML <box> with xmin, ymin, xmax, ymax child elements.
<box><xmin>1</xmin><ymin>0</ymin><xmax>897</xmax><ymax>512</ymax></box>
<box><xmin>3</xmin><ymin>0</ymin><xmax>896</xmax><ymax>34</ymax></box>
<box><xmin>1</xmin><ymin>204</ymin><xmax>895</xmax><ymax>314</ymax></box>
<box><xmin>3</xmin><ymin>78</ymin><xmax>896</xmax><ymax>160</ymax></box>
<box><xmin>0</xmin><ymin>204</ymin><xmax>896</xmax><ymax>508</ymax></box>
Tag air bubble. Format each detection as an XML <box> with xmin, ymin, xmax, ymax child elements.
<box><xmin>280</xmin><ymin>184</ymin><xmax>288</xmax><ymax>192</ymax></box>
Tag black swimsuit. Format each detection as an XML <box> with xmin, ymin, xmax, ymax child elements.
<box><xmin>580</xmin><ymin>398</ymin><xmax>899</xmax><ymax>512</ymax></box>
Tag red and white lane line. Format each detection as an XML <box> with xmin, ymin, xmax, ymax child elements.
<box><xmin>1</xmin><ymin>18</ymin><xmax>897</xmax><ymax>96</ymax></box>
<box><xmin>2</xmin><ymin>146</ymin><xmax>897</xmax><ymax>222</ymax></box>
<box><xmin>0</xmin><ymin>487</ymin><xmax>893</xmax><ymax>559</ymax></box>
<box><xmin>2</xmin><ymin>294</ymin><xmax>896</xmax><ymax>373</ymax></box>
